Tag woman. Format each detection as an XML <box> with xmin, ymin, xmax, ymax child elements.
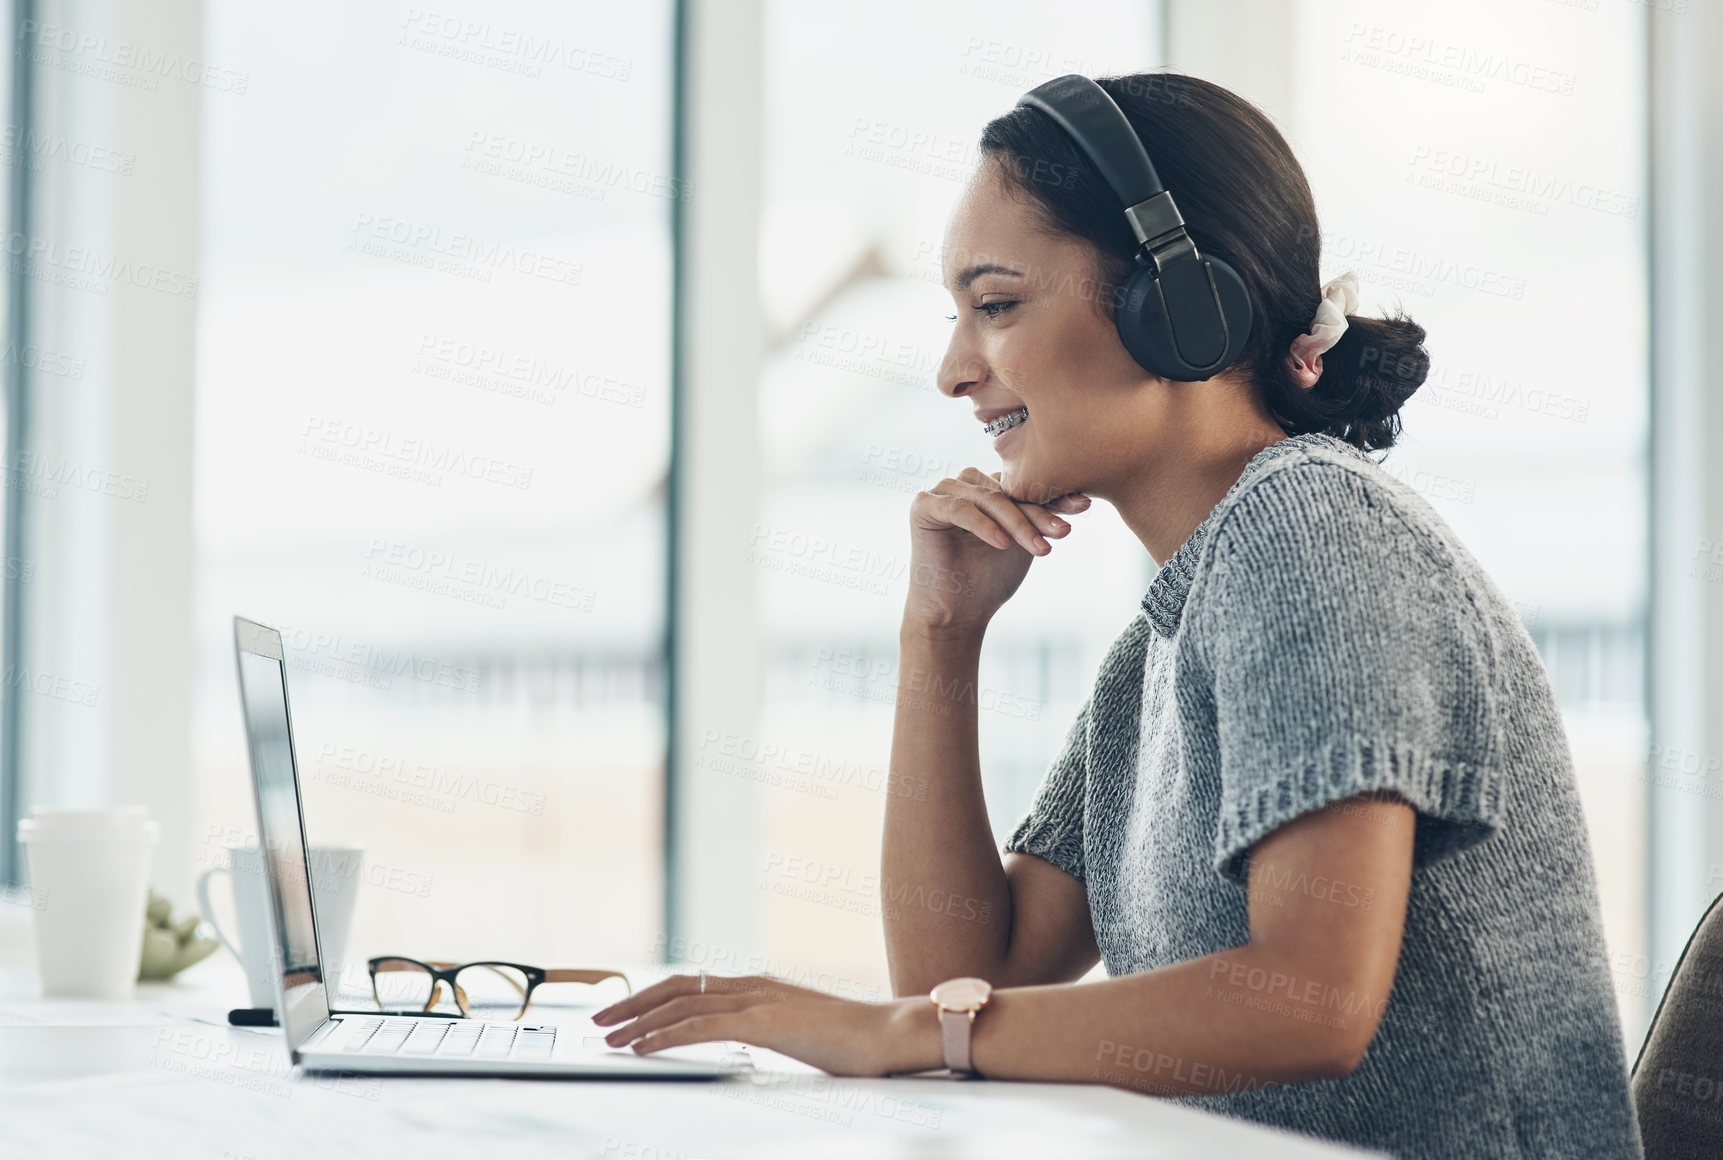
<box><xmin>594</xmin><ymin>71</ymin><xmax>1642</xmax><ymax>1158</ymax></box>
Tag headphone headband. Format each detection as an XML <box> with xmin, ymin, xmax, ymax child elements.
<box><xmin>1015</xmin><ymin>75</ymin><xmax>1183</xmax><ymax>255</ymax></box>
<box><xmin>1012</xmin><ymin>74</ymin><xmax>1253</xmax><ymax>381</ymax></box>
<box><xmin>1016</xmin><ymin>75</ymin><xmax>1163</xmax><ymax>208</ymax></box>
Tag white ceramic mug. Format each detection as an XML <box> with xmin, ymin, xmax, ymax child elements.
<box><xmin>18</xmin><ymin>807</ymin><xmax>159</xmax><ymax>1000</ymax></box>
<box><xmin>195</xmin><ymin>842</ymin><xmax>363</xmax><ymax>1009</ymax></box>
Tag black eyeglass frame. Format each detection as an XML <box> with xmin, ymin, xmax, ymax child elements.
<box><xmin>366</xmin><ymin>955</ymin><xmax>632</xmax><ymax>1021</ymax></box>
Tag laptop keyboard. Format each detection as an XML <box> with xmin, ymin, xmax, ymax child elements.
<box><xmin>339</xmin><ymin>1017</ymin><xmax>557</xmax><ymax>1061</ymax></box>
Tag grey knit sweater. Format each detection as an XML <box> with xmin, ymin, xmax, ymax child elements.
<box><xmin>1004</xmin><ymin>432</ymin><xmax>1642</xmax><ymax>1159</ymax></box>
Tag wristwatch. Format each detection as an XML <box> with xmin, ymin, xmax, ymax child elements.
<box><xmin>929</xmin><ymin>976</ymin><xmax>993</xmax><ymax>1077</ymax></box>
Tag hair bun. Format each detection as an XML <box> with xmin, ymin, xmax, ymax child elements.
<box><xmin>1310</xmin><ymin>312</ymin><xmax>1429</xmax><ymax>451</ymax></box>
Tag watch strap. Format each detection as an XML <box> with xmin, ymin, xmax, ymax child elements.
<box><xmin>939</xmin><ymin>1006</ymin><xmax>975</xmax><ymax>1075</ymax></box>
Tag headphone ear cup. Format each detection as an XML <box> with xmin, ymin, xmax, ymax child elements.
<box><xmin>1204</xmin><ymin>253</ymin><xmax>1253</xmax><ymax>369</ymax></box>
<box><xmin>1114</xmin><ymin>252</ymin><xmax>1254</xmax><ymax>381</ymax></box>
<box><xmin>1114</xmin><ymin>261</ymin><xmax>1176</xmax><ymax>379</ymax></box>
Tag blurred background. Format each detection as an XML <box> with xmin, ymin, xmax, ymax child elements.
<box><xmin>1</xmin><ymin>0</ymin><xmax>1719</xmax><ymax>1051</ymax></box>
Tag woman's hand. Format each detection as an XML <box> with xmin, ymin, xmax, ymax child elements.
<box><xmin>902</xmin><ymin>467</ymin><xmax>1090</xmax><ymax>637</ymax></box>
<box><xmin>592</xmin><ymin>973</ymin><xmax>943</xmax><ymax>1077</ymax></box>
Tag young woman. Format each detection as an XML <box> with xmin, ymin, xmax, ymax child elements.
<box><xmin>594</xmin><ymin>72</ymin><xmax>1642</xmax><ymax>1158</ymax></box>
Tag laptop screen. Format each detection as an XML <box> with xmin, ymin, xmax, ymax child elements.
<box><xmin>234</xmin><ymin>617</ymin><xmax>330</xmax><ymax>1052</ymax></box>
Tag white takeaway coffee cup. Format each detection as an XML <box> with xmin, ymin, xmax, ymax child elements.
<box><xmin>18</xmin><ymin>807</ymin><xmax>159</xmax><ymax>1000</ymax></box>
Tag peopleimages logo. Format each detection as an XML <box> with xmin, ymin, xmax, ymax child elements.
<box><xmin>276</xmin><ymin>624</ymin><xmax>481</xmax><ymax>694</ymax></box>
<box><xmin>8</xmin><ymin>450</ymin><xmax>149</xmax><ymax>502</ymax></box>
<box><xmin>0</xmin><ymin>230</ymin><xmax>198</xmax><ymax>299</ymax></box>
<box><xmin>0</xmin><ymin>124</ymin><xmax>135</xmax><ymax>175</ymax></box>
<box><xmin>349</xmin><ymin>212</ymin><xmax>582</xmax><ymax>287</ymax></box>
<box><xmin>0</xmin><ymin>665</ymin><xmax>98</xmax><ymax>707</ymax></box>
<box><xmin>299</xmin><ymin>416</ymin><xmax>533</xmax><ymax>491</ymax></box>
<box><xmin>19</xmin><ymin>19</ymin><xmax>251</xmax><ymax>94</ymax></box>
<box><xmin>463</xmin><ymin>132</ymin><xmax>692</xmax><ymax>202</ymax></box>
<box><xmin>399</xmin><ymin>9</ymin><xmax>634</xmax><ymax>81</ymax></box>
<box><xmin>362</xmin><ymin>538</ymin><xmax>598</xmax><ymax>614</ymax></box>
<box><xmin>312</xmin><ymin>742</ymin><xmax>547</xmax><ymax>816</ymax></box>
<box><xmin>413</xmin><ymin>333</ymin><xmax>644</xmax><ymax>409</ymax></box>
<box><xmin>1408</xmin><ymin>145</ymin><xmax>1638</xmax><ymax>219</ymax></box>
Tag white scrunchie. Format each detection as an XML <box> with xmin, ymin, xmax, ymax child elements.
<box><xmin>1287</xmin><ymin>271</ymin><xmax>1360</xmax><ymax>390</ymax></box>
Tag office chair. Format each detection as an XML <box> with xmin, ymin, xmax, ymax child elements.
<box><xmin>1632</xmin><ymin>891</ymin><xmax>1723</xmax><ymax>1159</ymax></box>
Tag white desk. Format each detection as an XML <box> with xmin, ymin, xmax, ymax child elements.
<box><xmin>0</xmin><ymin>951</ymin><xmax>1382</xmax><ymax>1159</ymax></box>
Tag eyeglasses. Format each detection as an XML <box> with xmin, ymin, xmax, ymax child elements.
<box><xmin>367</xmin><ymin>956</ymin><xmax>632</xmax><ymax>1021</ymax></box>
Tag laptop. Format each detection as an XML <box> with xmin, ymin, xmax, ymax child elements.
<box><xmin>232</xmin><ymin>615</ymin><xmax>743</xmax><ymax>1078</ymax></box>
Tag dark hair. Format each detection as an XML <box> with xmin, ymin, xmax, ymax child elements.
<box><xmin>978</xmin><ymin>72</ymin><xmax>1428</xmax><ymax>452</ymax></box>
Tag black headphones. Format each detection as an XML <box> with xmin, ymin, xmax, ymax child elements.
<box><xmin>1015</xmin><ymin>74</ymin><xmax>1253</xmax><ymax>381</ymax></box>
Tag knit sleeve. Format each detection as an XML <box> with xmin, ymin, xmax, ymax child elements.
<box><xmin>1195</xmin><ymin>461</ymin><xmax>1507</xmax><ymax>884</ymax></box>
<box><xmin>1002</xmin><ymin>693</ymin><xmax>1090</xmax><ymax>882</ymax></box>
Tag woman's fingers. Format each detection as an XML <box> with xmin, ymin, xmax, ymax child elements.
<box><xmin>594</xmin><ymin>971</ymin><xmax>750</xmax><ymax>1025</ymax></box>
<box><xmin>1046</xmin><ymin>492</ymin><xmax>1092</xmax><ymax>515</ymax></box>
<box><xmin>631</xmin><ymin>1011</ymin><xmax>749</xmax><ymax>1055</ymax></box>
<box><xmin>919</xmin><ymin>493</ymin><xmax>1016</xmax><ymax>552</ymax></box>
<box><xmin>917</xmin><ymin>469</ymin><xmax>1090</xmax><ymax>556</ymax></box>
<box><xmin>603</xmin><ymin>993</ymin><xmax>749</xmax><ymax>1048</ymax></box>
<box><xmin>930</xmin><ymin>481</ymin><xmax>1050</xmax><ymax>555</ymax></box>
<box><xmin>594</xmin><ymin>972</ymin><xmax>818</xmax><ymax>1028</ymax></box>
<box><xmin>592</xmin><ymin>974</ymin><xmax>690</xmax><ymax>1025</ymax></box>
<box><xmin>978</xmin><ymin>471</ymin><xmax>1090</xmax><ymax>536</ymax></box>
<box><xmin>1023</xmin><ymin>505</ymin><xmax>1071</xmax><ymax>538</ymax></box>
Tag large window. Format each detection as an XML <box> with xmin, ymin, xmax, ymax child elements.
<box><xmin>1288</xmin><ymin>0</ymin><xmax>1650</xmax><ymax>1033</ymax></box>
<box><xmin>194</xmin><ymin>3</ymin><xmax>674</xmax><ymax>995</ymax></box>
<box><xmin>752</xmin><ymin>3</ymin><xmax>1164</xmax><ymax>991</ymax></box>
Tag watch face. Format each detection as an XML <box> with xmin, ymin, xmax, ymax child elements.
<box><xmin>931</xmin><ymin>976</ymin><xmax>992</xmax><ymax>1012</ymax></box>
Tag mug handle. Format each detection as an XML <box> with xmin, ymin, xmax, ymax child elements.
<box><xmin>194</xmin><ymin>865</ymin><xmax>244</xmax><ymax>961</ymax></box>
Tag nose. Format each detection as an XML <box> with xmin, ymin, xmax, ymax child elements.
<box><xmin>936</xmin><ymin>330</ymin><xmax>985</xmax><ymax>400</ymax></box>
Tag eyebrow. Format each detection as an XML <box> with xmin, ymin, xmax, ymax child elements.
<box><xmin>946</xmin><ymin>263</ymin><xmax>1024</xmax><ymax>292</ymax></box>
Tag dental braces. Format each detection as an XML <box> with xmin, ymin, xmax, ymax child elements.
<box><xmin>984</xmin><ymin>407</ymin><xmax>1028</xmax><ymax>436</ymax></box>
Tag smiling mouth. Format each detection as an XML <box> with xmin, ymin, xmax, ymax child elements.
<box><xmin>983</xmin><ymin>406</ymin><xmax>1029</xmax><ymax>437</ymax></box>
